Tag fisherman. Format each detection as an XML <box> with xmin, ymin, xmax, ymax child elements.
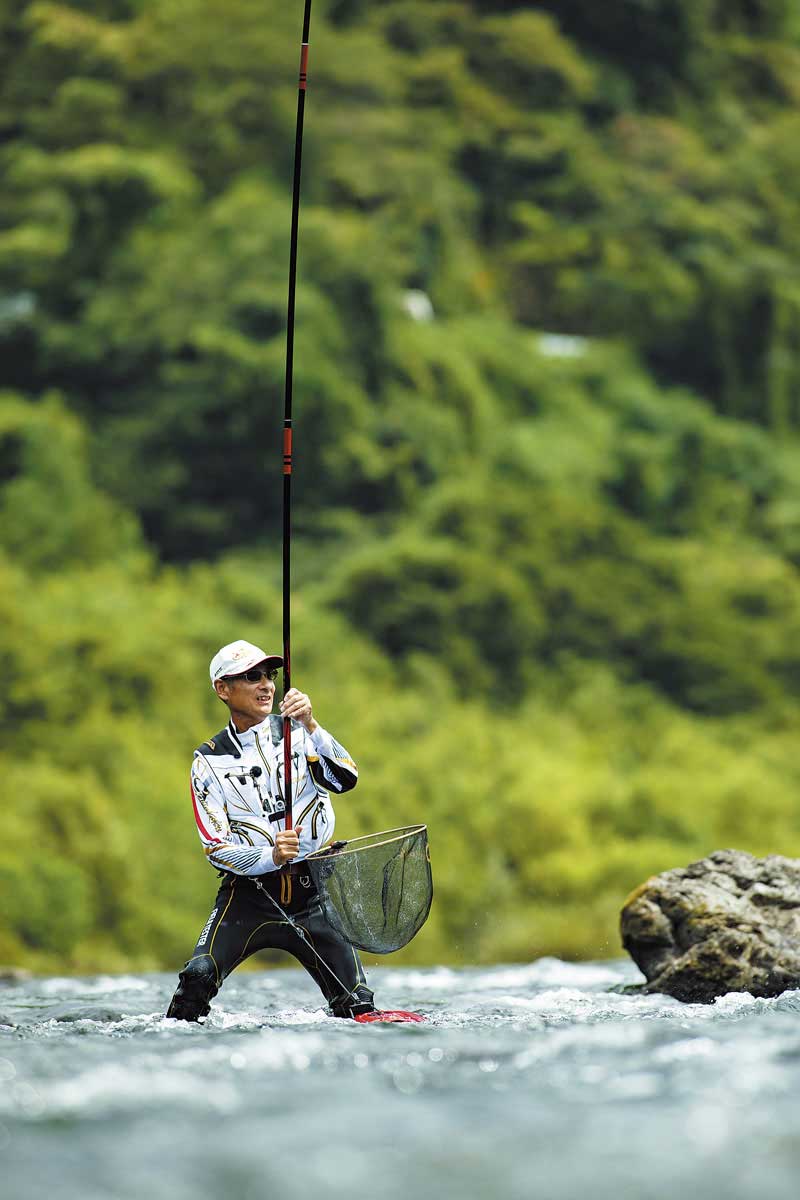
<box><xmin>166</xmin><ymin>639</ymin><xmax>376</xmax><ymax>1022</ymax></box>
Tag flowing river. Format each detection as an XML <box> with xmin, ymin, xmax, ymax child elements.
<box><xmin>2</xmin><ymin>959</ymin><xmax>799</xmax><ymax>1200</ymax></box>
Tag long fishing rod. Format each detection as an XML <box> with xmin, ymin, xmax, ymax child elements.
<box><xmin>282</xmin><ymin>0</ymin><xmax>313</xmax><ymax>833</ymax></box>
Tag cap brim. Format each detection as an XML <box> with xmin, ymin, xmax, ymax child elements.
<box><xmin>237</xmin><ymin>654</ymin><xmax>283</xmax><ymax>674</ymax></box>
<box><xmin>214</xmin><ymin>653</ymin><xmax>284</xmax><ymax>681</ymax></box>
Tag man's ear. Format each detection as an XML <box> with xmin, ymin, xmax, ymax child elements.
<box><xmin>214</xmin><ymin>679</ymin><xmax>230</xmax><ymax>703</ymax></box>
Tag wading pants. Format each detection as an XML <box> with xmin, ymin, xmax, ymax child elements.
<box><xmin>166</xmin><ymin>869</ymin><xmax>374</xmax><ymax>1022</ymax></box>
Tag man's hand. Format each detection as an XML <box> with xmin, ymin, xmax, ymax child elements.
<box><xmin>272</xmin><ymin>825</ymin><xmax>304</xmax><ymax>867</ymax></box>
<box><xmin>279</xmin><ymin>688</ymin><xmax>317</xmax><ymax>733</ymax></box>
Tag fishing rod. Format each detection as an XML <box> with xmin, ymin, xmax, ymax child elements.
<box><xmin>282</xmin><ymin>0</ymin><xmax>313</xmax><ymax>832</ymax></box>
<box><xmin>273</xmin><ymin>12</ymin><xmax>433</xmax><ymax>1004</ymax></box>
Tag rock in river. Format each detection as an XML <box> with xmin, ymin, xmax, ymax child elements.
<box><xmin>620</xmin><ymin>849</ymin><xmax>800</xmax><ymax>1003</ymax></box>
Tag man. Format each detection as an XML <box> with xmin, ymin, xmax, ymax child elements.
<box><xmin>166</xmin><ymin>638</ymin><xmax>376</xmax><ymax>1022</ymax></box>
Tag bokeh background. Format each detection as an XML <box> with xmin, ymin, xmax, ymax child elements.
<box><xmin>3</xmin><ymin>0</ymin><xmax>800</xmax><ymax>973</ymax></box>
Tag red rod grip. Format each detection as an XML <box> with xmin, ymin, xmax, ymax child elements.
<box><xmin>283</xmin><ymin>715</ymin><xmax>293</xmax><ymax>830</ymax></box>
<box><xmin>299</xmin><ymin>43</ymin><xmax>309</xmax><ymax>90</ymax></box>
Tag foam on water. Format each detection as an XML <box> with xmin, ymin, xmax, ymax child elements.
<box><xmin>2</xmin><ymin>963</ymin><xmax>800</xmax><ymax>1200</ymax></box>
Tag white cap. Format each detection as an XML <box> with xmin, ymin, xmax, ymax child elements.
<box><xmin>209</xmin><ymin>639</ymin><xmax>283</xmax><ymax>687</ymax></box>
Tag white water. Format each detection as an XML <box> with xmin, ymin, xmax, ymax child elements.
<box><xmin>2</xmin><ymin>960</ymin><xmax>800</xmax><ymax>1200</ymax></box>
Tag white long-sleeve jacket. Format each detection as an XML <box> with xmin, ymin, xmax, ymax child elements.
<box><xmin>189</xmin><ymin>714</ymin><xmax>358</xmax><ymax>876</ymax></box>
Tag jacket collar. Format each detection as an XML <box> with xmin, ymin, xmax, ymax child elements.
<box><xmin>228</xmin><ymin>716</ymin><xmax>261</xmax><ymax>749</ymax></box>
<box><xmin>227</xmin><ymin>714</ymin><xmax>285</xmax><ymax>747</ymax></box>
<box><xmin>228</xmin><ymin>714</ymin><xmax>300</xmax><ymax>751</ymax></box>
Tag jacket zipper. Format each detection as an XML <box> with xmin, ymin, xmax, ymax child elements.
<box><xmin>253</xmin><ymin>732</ymin><xmax>272</xmax><ymax>776</ymax></box>
<box><xmin>256</xmin><ymin>731</ymin><xmax>304</xmax><ymax>805</ymax></box>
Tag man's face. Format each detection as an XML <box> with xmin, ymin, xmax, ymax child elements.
<box><xmin>215</xmin><ymin>663</ymin><xmax>278</xmax><ymax>728</ymax></box>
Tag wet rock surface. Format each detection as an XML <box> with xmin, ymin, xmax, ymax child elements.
<box><xmin>620</xmin><ymin>849</ymin><xmax>800</xmax><ymax>1003</ymax></box>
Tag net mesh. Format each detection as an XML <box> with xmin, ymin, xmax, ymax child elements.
<box><xmin>306</xmin><ymin>825</ymin><xmax>433</xmax><ymax>954</ymax></box>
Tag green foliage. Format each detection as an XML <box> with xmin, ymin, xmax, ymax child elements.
<box><xmin>5</xmin><ymin>0</ymin><xmax>800</xmax><ymax>545</ymax></box>
<box><xmin>2</xmin><ymin>1</ymin><xmax>800</xmax><ymax>973</ymax></box>
<box><xmin>0</xmin><ymin>857</ymin><xmax>93</xmax><ymax>956</ymax></box>
<box><xmin>0</xmin><ymin>390</ymin><xmax>141</xmax><ymax>570</ymax></box>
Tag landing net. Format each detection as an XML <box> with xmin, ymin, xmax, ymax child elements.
<box><xmin>306</xmin><ymin>825</ymin><xmax>433</xmax><ymax>954</ymax></box>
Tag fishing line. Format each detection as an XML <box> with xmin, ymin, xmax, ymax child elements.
<box><xmin>250</xmin><ymin>875</ymin><xmax>361</xmax><ymax>1009</ymax></box>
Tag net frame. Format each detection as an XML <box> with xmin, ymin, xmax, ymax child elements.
<box><xmin>305</xmin><ymin>824</ymin><xmax>433</xmax><ymax>954</ymax></box>
<box><xmin>308</xmin><ymin>824</ymin><xmax>428</xmax><ymax>861</ymax></box>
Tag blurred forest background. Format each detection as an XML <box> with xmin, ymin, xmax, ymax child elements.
<box><xmin>3</xmin><ymin>0</ymin><xmax>800</xmax><ymax>972</ymax></box>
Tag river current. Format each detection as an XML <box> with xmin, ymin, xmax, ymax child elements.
<box><xmin>2</xmin><ymin>959</ymin><xmax>799</xmax><ymax>1200</ymax></box>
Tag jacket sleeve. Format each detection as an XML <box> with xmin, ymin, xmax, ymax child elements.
<box><xmin>305</xmin><ymin>725</ymin><xmax>358</xmax><ymax>795</ymax></box>
<box><xmin>190</xmin><ymin>755</ymin><xmax>281</xmax><ymax>875</ymax></box>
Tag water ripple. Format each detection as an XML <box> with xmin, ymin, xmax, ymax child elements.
<box><xmin>2</xmin><ymin>962</ymin><xmax>800</xmax><ymax>1200</ymax></box>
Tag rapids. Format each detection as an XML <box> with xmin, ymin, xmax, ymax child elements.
<box><xmin>2</xmin><ymin>960</ymin><xmax>799</xmax><ymax>1199</ymax></box>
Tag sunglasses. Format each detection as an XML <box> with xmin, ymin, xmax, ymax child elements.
<box><xmin>225</xmin><ymin>666</ymin><xmax>280</xmax><ymax>684</ymax></box>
